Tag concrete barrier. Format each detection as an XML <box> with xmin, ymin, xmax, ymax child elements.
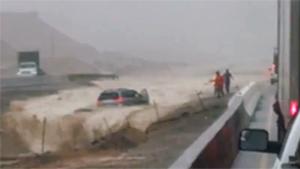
<box><xmin>240</xmin><ymin>82</ymin><xmax>262</xmax><ymax>116</ymax></box>
<box><xmin>169</xmin><ymin>82</ymin><xmax>262</xmax><ymax>169</ymax></box>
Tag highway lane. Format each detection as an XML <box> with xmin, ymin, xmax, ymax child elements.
<box><xmin>231</xmin><ymin>85</ymin><xmax>277</xmax><ymax>169</ymax></box>
<box><xmin>1</xmin><ymin>75</ymin><xmax>69</xmax><ymax>89</ymax></box>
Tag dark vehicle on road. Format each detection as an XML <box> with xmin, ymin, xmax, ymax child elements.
<box><xmin>97</xmin><ymin>88</ymin><xmax>149</xmax><ymax>106</ymax></box>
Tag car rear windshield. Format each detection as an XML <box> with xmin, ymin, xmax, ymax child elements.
<box><xmin>98</xmin><ymin>92</ymin><xmax>119</xmax><ymax>100</ymax></box>
<box><xmin>20</xmin><ymin>63</ymin><xmax>36</xmax><ymax>68</ymax></box>
<box><xmin>122</xmin><ymin>90</ymin><xmax>138</xmax><ymax>98</ymax></box>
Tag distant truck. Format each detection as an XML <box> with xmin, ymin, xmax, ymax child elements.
<box><xmin>17</xmin><ymin>51</ymin><xmax>40</xmax><ymax>76</ymax></box>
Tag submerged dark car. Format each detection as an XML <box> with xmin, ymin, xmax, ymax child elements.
<box><xmin>97</xmin><ymin>88</ymin><xmax>150</xmax><ymax>106</ymax></box>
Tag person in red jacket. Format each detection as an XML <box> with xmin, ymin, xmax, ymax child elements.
<box><xmin>210</xmin><ymin>71</ymin><xmax>224</xmax><ymax>98</ymax></box>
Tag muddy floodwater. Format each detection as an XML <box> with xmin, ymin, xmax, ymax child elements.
<box><xmin>0</xmin><ymin>74</ymin><xmax>265</xmax><ymax>168</ymax></box>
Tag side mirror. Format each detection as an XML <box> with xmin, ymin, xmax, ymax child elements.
<box><xmin>239</xmin><ymin>129</ymin><xmax>282</xmax><ymax>155</ymax></box>
<box><xmin>239</xmin><ymin>129</ymin><xmax>268</xmax><ymax>151</ymax></box>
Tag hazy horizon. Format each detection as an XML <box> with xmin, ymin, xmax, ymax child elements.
<box><xmin>1</xmin><ymin>0</ymin><xmax>277</xmax><ymax>67</ymax></box>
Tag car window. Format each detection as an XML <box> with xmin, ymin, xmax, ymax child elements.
<box><xmin>99</xmin><ymin>92</ymin><xmax>119</xmax><ymax>100</ymax></box>
<box><xmin>20</xmin><ymin>63</ymin><xmax>36</xmax><ymax>68</ymax></box>
<box><xmin>122</xmin><ymin>90</ymin><xmax>138</xmax><ymax>98</ymax></box>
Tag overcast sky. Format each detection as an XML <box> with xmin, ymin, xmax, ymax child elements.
<box><xmin>0</xmin><ymin>0</ymin><xmax>277</xmax><ymax>64</ymax></box>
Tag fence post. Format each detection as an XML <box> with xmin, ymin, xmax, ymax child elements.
<box><xmin>41</xmin><ymin>117</ymin><xmax>47</xmax><ymax>154</ymax></box>
<box><xmin>103</xmin><ymin>117</ymin><xmax>113</xmax><ymax>136</ymax></box>
<box><xmin>126</xmin><ymin>115</ymin><xmax>131</xmax><ymax>128</ymax></box>
<box><xmin>153</xmin><ymin>101</ymin><xmax>160</xmax><ymax>122</ymax></box>
<box><xmin>195</xmin><ymin>90</ymin><xmax>207</xmax><ymax>111</ymax></box>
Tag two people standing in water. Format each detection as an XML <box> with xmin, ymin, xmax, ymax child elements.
<box><xmin>210</xmin><ymin>69</ymin><xmax>233</xmax><ymax>98</ymax></box>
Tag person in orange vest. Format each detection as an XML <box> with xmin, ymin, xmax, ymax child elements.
<box><xmin>210</xmin><ymin>71</ymin><xmax>224</xmax><ymax>98</ymax></box>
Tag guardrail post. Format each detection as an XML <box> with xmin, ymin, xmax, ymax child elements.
<box><xmin>103</xmin><ymin>117</ymin><xmax>113</xmax><ymax>136</ymax></box>
<box><xmin>195</xmin><ymin>90</ymin><xmax>207</xmax><ymax>111</ymax></box>
<box><xmin>41</xmin><ymin>117</ymin><xmax>47</xmax><ymax>154</ymax></box>
<box><xmin>153</xmin><ymin>101</ymin><xmax>160</xmax><ymax>122</ymax></box>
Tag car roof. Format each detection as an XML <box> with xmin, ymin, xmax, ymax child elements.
<box><xmin>102</xmin><ymin>88</ymin><xmax>136</xmax><ymax>93</ymax></box>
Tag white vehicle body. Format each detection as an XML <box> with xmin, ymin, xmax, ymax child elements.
<box><xmin>17</xmin><ymin>61</ymin><xmax>38</xmax><ymax>76</ymax></box>
<box><xmin>272</xmin><ymin>112</ymin><xmax>300</xmax><ymax>169</ymax></box>
<box><xmin>273</xmin><ymin>0</ymin><xmax>300</xmax><ymax>167</ymax></box>
<box><xmin>269</xmin><ymin>0</ymin><xmax>299</xmax><ymax>167</ymax></box>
